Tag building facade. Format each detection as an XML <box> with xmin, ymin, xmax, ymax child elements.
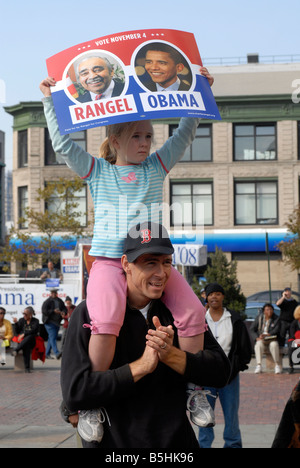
<box><xmin>5</xmin><ymin>60</ymin><xmax>300</xmax><ymax>296</ymax></box>
<box><xmin>0</xmin><ymin>130</ymin><xmax>5</xmax><ymax>244</ymax></box>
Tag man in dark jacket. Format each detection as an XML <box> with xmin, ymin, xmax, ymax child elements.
<box><xmin>276</xmin><ymin>287</ymin><xmax>298</xmax><ymax>345</ymax></box>
<box><xmin>198</xmin><ymin>282</ymin><xmax>252</xmax><ymax>449</ymax></box>
<box><xmin>61</xmin><ymin>223</ymin><xmax>230</xmax><ymax>449</ymax></box>
<box><xmin>272</xmin><ymin>380</ymin><xmax>300</xmax><ymax>448</ymax></box>
<box><xmin>42</xmin><ymin>289</ymin><xmax>66</xmax><ymax>359</ymax></box>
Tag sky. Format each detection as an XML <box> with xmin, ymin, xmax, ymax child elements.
<box><xmin>1</xmin><ymin>0</ymin><xmax>299</xmax><ymax>170</ymax></box>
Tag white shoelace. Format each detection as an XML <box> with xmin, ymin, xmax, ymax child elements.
<box><xmin>187</xmin><ymin>389</ymin><xmax>216</xmax><ymax>413</ymax></box>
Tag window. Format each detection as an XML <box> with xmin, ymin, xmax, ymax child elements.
<box><xmin>45</xmin><ymin>129</ymin><xmax>86</xmax><ymax>165</ymax></box>
<box><xmin>18</xmin><ymin>186</ymin><xmax>28</xmax><ymax>228</ymax></box>
<box><xmin>71</xmin><ymin>130</ymin><xmax>87</xmax><ymax>151</ymax></box>
<box><xmin>234</xmin><ymin>180</ymin><xmax>278</xmax><ymax>225</ymax></box>
<box><xmin>46</xmin><ymin>183</ymin><xmax>88</xmax><ymax>227</ymax></box>
<box><xmin>170</xmin><ymin>181</ymin><xmax>213</xmax><ymax>226</ymax></box>
<box><xmin>18</xmin><ymin>130</ymin><xmax>28</xmax><ymax>167</ymax></box>
<box><xmin>234</xmin><ymin>124</ymin><xmax>276</xmax><ymax>161</ymax></box>
<box><xmin>45</xmin><ymin>129</ymin><xmax>64</xmax><ymax>165</ymax></box>
<box><xmin>170</xmin><ymin>124</ymin><xmax>212</xmax><ymax>162</ymax></box>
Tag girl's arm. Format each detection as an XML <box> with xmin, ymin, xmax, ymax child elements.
<box><xmin>40</xmin><ymin>78</ymin><xmax>94</xmax><ymax>179</ymax></box>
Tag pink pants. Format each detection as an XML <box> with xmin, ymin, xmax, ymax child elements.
<box><xmin>86</xmin><ymin>257</ymin><xmax>207</xmax><ymax>337</ymax></box>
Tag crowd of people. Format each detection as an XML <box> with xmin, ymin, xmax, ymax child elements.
<box><xmin>249</xmin><ymin>287</ymin><xmax>300</xmax><ymax>375</ymax></box>
<box><xmin>1</xmin><ymin>254</ymin><xmax>299</xmax><ymax>448</ymax></box>
<box><xmin>0</xmin><ymin>292</ymin><xmax>75</xmax><ymax>372</ymax></box>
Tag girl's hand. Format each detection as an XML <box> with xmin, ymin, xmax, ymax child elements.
<box><xmin>200</xmin><ymin>67</ymin><xmax>214</xmax><ymax>87</ymax></box>
<box><xmin>39</xmin><ymin>77</ymin><xmax>56</xmax><ymax>97</ymax></box>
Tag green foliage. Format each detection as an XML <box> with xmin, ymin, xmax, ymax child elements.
<box><xmin>0</xmin><ymin>177</ymin><xmax>91</xmax><ymax>271</ymax></box>
<box><xmin>192</xmin><ymin>247</ymin><xmax>246</xmax><ymax>316</ymax></box>
<box><xmin>278</xmin><ymin>204</ymin><xmax>300</xmax><ymax>270</ymax></box>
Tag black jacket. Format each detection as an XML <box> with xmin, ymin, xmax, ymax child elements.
<box><xmin>42</xmin><ymin>296</ymin><xmax>66</xmax><ymax>326</ymax></box>
<box><xmin>144</xmin><ymin>77</ymin><xmax>191</xmax><ymax>92</ymax></box>
<box><xmin>226</xmin><ymin>311</ymin><xmax>253</xmax><ymax>383</ymax></box>
<box><xmin>76</xmin><ymin>80</ymin><xmax>125</xmax><ymax>103</ymax></box>
<box><xmin>278</xmin><ymin>298</ymin><xmax>298</xmax><ymax>323</ymax></box>
<box><xmin>61</xmin><ymin>299</ymin><xmax>230</xmax><ymax>448</ymax></box>
<box><xmin>14</xmin><ymin>317</ymin><xmax>39</xmax><ymax>337</ymax></box>
<box><xmin>272</xmin><ymin>380</ymin><xmax>300</xmax><ymax>448</ymax></box>
<box><xmin>289</xmin><ymin>319</ymin><xmax>300</xmax><ymax>340</ymax></box>
<box><xmin>250</xmin><ymin>312</ymin><xmax>281</xmax><ymax>343</ymax></box>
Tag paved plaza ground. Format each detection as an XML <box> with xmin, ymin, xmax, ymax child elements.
<box><xmin>0</xmin><ymin>353</ymin><xmax>299</xmax><ymax>448</ymax></box>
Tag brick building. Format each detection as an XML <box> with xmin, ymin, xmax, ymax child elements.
<box><xmin>5</xmin><ymin>59</ymin><xmax>300</xmax><ymax>296</ymax></box>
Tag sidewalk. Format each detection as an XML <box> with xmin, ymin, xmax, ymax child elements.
<box><xmin>0</xmin><ymin>353</ymin><xmax>299</xmax><ymax>448</ymax></box>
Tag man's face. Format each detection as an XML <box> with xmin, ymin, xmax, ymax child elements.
<box><xmin>122</xmin><ymin>253</ymin><xmax>172</xmax><ymax>308</ymax></box>
<box><xmin>145</xmin><ymin>50</ymin><xmax>184</xmax><ymax>88</ymax></box>
<box><xmin>78</xmin><ymin>57</ymin><xmax>114</xmax><ymax>94</ymax></box>
<box><xmin>284</xmin><ymin>289</ymin><xmax>292</xmax><ymax>299</ymax></box>
<box><xmin>206</xmin><ymin>292</ymin><xmax>224</xmax><ymax>310</ymax></box>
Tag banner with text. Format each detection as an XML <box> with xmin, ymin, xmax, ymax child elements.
<box><xmin>46</xmin><ymin>29</ymin><xmax>221</xmax><ymax>134</ymax></box>
<box><xmin>0</xmin><ymin>283</ymin><xmax>79</xmax><ymax>321</ymax></box>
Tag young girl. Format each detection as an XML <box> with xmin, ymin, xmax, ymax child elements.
<box><xmin>40</xmin><ymin>67</ymin><xmax>213</xmax><ymax>439</ymax></box>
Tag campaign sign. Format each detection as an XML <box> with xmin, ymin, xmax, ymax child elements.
<box><xmin>46</xmin><ymin>29</ymin><xmax>221</xmax><ymax>135</ymax></box>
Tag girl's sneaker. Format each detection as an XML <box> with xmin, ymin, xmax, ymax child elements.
<box><xmin>77</xmin><ymin>408</ymin><xmax>107</xmax><ymax>443</ymax></box>
<box><xmin>187</xmin><ymin>389</ymin><xmax>216</xmax><ymax>427</ymax></box>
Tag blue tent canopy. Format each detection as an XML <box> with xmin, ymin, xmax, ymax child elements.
<box><xmin>9</xmin><ymin>230</ymin><xmax>293</xmax><ymax>254</ymax></box>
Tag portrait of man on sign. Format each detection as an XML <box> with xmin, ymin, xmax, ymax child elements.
<box><xmin>66</xmin><ymin>53</ymin><xmax>126</xmax><ymax>103</ymax></box>
<box><xmin>134</xmin><ymin>42</ymin><xmax>192</xmax><ymax>92</ymax></box>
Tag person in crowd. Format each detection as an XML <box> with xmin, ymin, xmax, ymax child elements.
<box><xmin>61</xmin><ymin>296</ymin><xmax>76</xmax><ymax>353</ymax></box>
<box><xmin>198</xmin><ymin>282</ymin><xmax>252</xmax><ymax>449</ymax></box>
<box><xmin>12</xmin><ymin>307</ymin><xmax>39</xmax><ymax>373</ymax></box>
<box><xmin>42</xmin><ymin>289</ymin><xmax>67</xmax><ymax>359</ymax></box>
<box><xmin>276</xmin><ymin>287</ymin><xmax>298</xmax><ymax>345</ymax></box>
<box><xmin>272</xmin><ymin>379</ymin><xmax>300</xmax><ymax>448</ymax></box>
<box><xmin>251</xmin><ymin>303</ymin><xmax>281</xmax><ymax>375</ymax></box>
<box><xmin>60</xmin><ymin>222</ymin><xmax>231</xmax><ymax>448</ymax></box>
<box><xmin>200</xmin><ymin>288</ymin><xmax>207</xmax><ymax>307</ymax></box>
<box><xmin>40</xmin><ymin>260</ymin><xmax>63</xmax><ymax>281</ymax></box>
<box><xmin>0</xmin><ymin>307</ymin><xmax>13</xmax><ymax>366</ymax></box>
<box><xmin>287</xmin><ymin>305</ymin><xmax>300</xmax><ymax>374</ymax></box>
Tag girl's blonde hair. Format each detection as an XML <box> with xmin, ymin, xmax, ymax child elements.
<box><xmin>99</xmin><ymin>121</ymin><xmax>141</xmax><ymax>164</ymax></box>
<box><xmin>294</xmin><ymin>305</ymin><xmax>300</xmax><ymax>321</ymax></box>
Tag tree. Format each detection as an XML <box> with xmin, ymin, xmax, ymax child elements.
<box><xmin>0</xmin><ymin>177</ymin><xmax>91</xmax><ymax>272</ymax></box>
<box><xmin>278</xmin><ymin>204</ymin><xmax>300</xmax><ymax>270</ymax></box>
<box><xmin>192</xmin><ymin>247</ymin><xmax>246</xmax><ymax>316</ymax></box>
